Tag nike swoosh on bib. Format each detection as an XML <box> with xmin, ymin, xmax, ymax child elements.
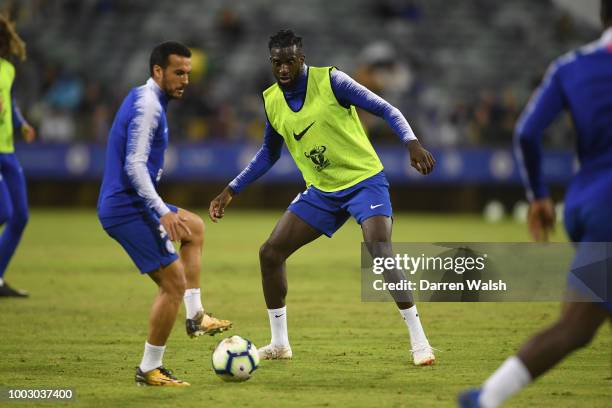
<box><xmin>293</xmin><ymin>121</ymin><xmax>316</xmax><ymax>141</ymax></box>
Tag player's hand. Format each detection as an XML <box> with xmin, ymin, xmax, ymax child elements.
<box><xmin>209</xmin><ymin>186</ymin><xmax>234</xmax><ymax>223</ymax></box>
<box><xmin>160</xmin><ymin>211</ymin><xmax>191</xmax><ymax>241</ymax></box>
<box><xmin>528</xmin><ymin>198</ymin><xmax>555</xmax><ymax>242</ymax></box>
<box><xmin>407</xmin><ymin>140</ymin><xmax>435</xmax><ymax>175</ymax></box>
<box><xmin>22</xmin><ymin>124</ymin><xmax>36</xmax><ymax>144</ymax></box>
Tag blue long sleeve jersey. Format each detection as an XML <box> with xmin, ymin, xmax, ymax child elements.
<box><xmin>229</xmin><ymin>67</ymin><xmax>417</xmax><ymax>193</ymax></box>
<box><xmin>515</xmin><ymin>28</ymin><xmax>612</xmax><ymax>203</ymax></box>
<box><xmin>97</xmin><ymin>78</ymin><xmax>171</xmax><ymax>226</ymax></box>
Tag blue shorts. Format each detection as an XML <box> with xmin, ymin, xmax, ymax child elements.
<box><xmin>564</xmin><ymin>202</ymin><xmax>612</xmax><ymax>312</ymax></box>
<box><xmin>288</xmin><ymin>171</ymin><xmax>392</xmax><ymax>237</ymax></box>
<box><xmin>102</xmin><ymin>204</ymin><xmax>179</xmax><ymax>274</ymax></box>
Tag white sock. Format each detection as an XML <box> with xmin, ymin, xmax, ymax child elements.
<box><xmin>479</xmin><ymin>356</ymin><xmax>532</xmax><ymax>408</ymax></box>
<box><xmin>267</xmin><ymin>306</ymin><xmax>289</xmax><ymax>347</ymax></box>
<box><xmin>0</xmin><ymin>277</ymin><xmax>4</xmax><ymax>286</ymax></box>
<box><xmin>399</xmin><ymin>305</ymin><xmax>429</xmax><ymax>347</ymax></box>
<box><xmin>184</xmin><ymin>288</ymin><xmax>203</xmax><ymax>319</ymax></box>
<box><xmin>139</xmin><ymin>342</ymin><xmax>166</xmax><ymax>373</ymax></box>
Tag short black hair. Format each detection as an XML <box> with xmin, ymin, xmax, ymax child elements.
<box><xmin>268</xmin><ymin>29</ymin><xmax>302</xmax><ymax>51</ymax></box>
<box><xmin>149</xmin><ymin>41</ymin><xmax>191</xmax><ymax>76</ymax></box>
<box><xmin>602</xmin><ymin>0</ymin><xmax>612</xmax><ymax>26</ymax></box>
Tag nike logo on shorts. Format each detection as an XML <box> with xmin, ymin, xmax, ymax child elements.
<box><xmin>370</xmin><ymin>204</ymin><xmax>384</xmax><ymax>210</ymax></box>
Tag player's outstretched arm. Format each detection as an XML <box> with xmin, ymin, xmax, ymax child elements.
<box><xmin>407</xmin><ymin>139</ymin><xmax>435</xmax><ymax>175</ymax></box>
<box><xmin>209</xmin><ymin>186</ymin><xmax>234</xmax><ymax>223</ymax></box>
<box><xmin>210</xmin><ymin>122</ymin><xmax>284</xmax><ymax>223</ymax></box>
<box><xmin>330</xmin><ymin>69</ymin><xmax>435</xmax><ymax>175</ymax></box>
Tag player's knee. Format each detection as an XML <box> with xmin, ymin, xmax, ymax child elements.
<box><xmin>181</xmin><ymin>214</ymin><xmax>204</xmax><ymax>245</ymax></box>
<box><xmin>193</xmin><ymin>215</ymin><xmax>205</xmax><ymax>241</ymax></box>
<box><xmin>259</xmin><ymin>241</ymin><xmax>285</xmax><ymax>268</ymax></box>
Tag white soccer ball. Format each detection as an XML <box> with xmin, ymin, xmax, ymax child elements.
<box><xmin>211</xmin><ymin>335</ymin><xmax>259</xmax><ymax>382</ymax></box>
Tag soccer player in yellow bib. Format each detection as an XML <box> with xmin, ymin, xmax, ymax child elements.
<box><xmin>0</xmin><ymin>14</ymin><xmax>36</xmax><ymax>298</ymax></box>
<box><xmin>210</xmin><ymin>30</ymin><xmax>436</xmax><ymax>365</ymax></box>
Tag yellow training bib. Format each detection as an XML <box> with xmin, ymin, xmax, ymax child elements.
<box><xmin>263</xmin><ymin>66</ymin><xmax>383</xmax><ymax>192</ymax></box>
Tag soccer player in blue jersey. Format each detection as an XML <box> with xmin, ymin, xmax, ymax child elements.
<box><xmin>459</xmin><ymin>2</ymin><xmax>612</xmax><ymax>407</ymax></box>
<box><xmin>97</xmin><ymin>41</ymin><xmax>231</xmax><ymax>386</ymax></box>
<box><xmin>209</xmin><ymin>30</ymin><xmax>437</xmax><ymax>365</ymax></box>
<box><xmin>0</xmin><ymin>14</ymin><xmax>36</xmax><ymax>298</ymax></box>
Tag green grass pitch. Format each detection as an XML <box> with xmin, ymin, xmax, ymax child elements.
<box><xmin>0</xmin><ymin>210</ymin><xmax>609</xmax><ymax>407</ymax></box>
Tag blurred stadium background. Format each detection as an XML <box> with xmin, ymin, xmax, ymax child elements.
<box><xmin>1</xmin><ymin>0</ymin><xmax>604</xmax><ymax>213</ymax></box>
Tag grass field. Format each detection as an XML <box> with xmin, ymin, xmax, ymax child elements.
<box><xmin>0</xmin><ymin>210</ymin><xmax>610</xmax><ymax>407</ymax></box>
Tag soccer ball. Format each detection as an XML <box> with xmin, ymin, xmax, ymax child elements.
<box><xmin>211</xmin><ymin>335</ymin><xmax>259</xmax><ymax>382</ymax></box>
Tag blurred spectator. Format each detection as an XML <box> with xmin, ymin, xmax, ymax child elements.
<box><xmin>44</xmin><ymin>70</ymin><xmax>83</xmax><ymax>111</ymax></box>
<box><xmin>555</xmin><ymin>13</ymin><xmax>576</xmax><ymax>44</ymax></box>
<box><xmin>176</xmin><ymin>43</ymin><xmax>215</xmax><ymax>142</ymax></box>
<box><xmin>90</xmin><ymin>104</ymin><xmax>111</xmax><ymax>143</ymax></box>
<box><xmin>373</xmin><ymin>0</ymin><xmax>423</xmax><ymax>23</ymax></box>
<box><xmin>78</xmin><ymin>81</ymin><xmax>111</xmax><ymax>142</ymax></box>
<box><xmin>354</xmin><ymin>41</ymin><xmax>414</xmax><ymax>142</ymax></box>
<box><xmin>5</xmin><ymin>0</ymin><xmax>599</xmax><ymax>147</ymax></box>
<box><xmin>39</xmin><ymin>106</ymin><xmax>75</xmax><ymax>142</ymax></box>
<box><xmin>95</xmin><ymin>0</ymin><xmax>116</xmax><ymax>14</ymax></box>
<box><xmin>216</xmin><ymin>7</ymin><xmax>245</xmax><ymax>45</ymax></box>
<box><xmin>416</xmin><ymin>87</ymin><xmax>464</xmax><ymax>147</ymax></box>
